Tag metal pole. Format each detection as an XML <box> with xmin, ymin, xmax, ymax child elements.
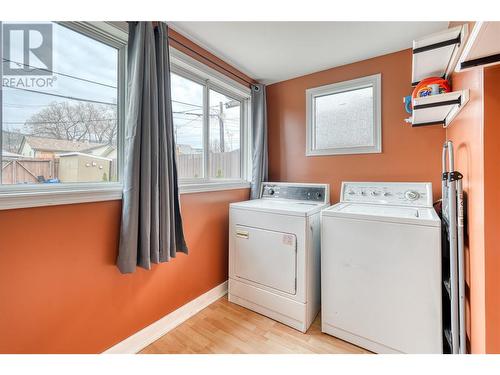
<box><xmin>219</xmin><ymin>101</ymin><xmax>224</xmax><ymax>153</ymax></box>
<box><xmin>447</xmin><ymin>140</ymin><xmax>460</xmax><ymax>354</ymax></box>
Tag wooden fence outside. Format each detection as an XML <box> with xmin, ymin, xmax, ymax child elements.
<box><xmin>1</xmin><ymin>158</ymin><xmax>59</xmax><ymax>184</ymax></box>
<box><xmin>177</xmin><ymin>150</ymin><xmax>240</xmax><ymax>179</ymax></box>
<box><xmin>1</xmin><ymin>151</ymin><xmax>238</xmax><ymax>184</ymax></box>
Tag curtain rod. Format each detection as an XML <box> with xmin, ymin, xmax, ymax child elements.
<box><xmin>132</xmin><ymin>22</ymin><xmax>254</xmax><ymax>86</ymax></box>
<box><xmin>167</xmin><ymin>34</ymin><xmax>254</xmax><ymax>87</ymax></box>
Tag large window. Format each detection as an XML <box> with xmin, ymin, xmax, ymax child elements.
<box><xmin>306</xmin><ymin>74</ymin><xmax>381</xmax><ymax>156</ymax></box>
<box><xmin>1</xmin><ymin>22</ymin><xmax>125</xmax><ymax>187</ymax></box>
<box><xmin>0</xmin><ymin>22</ymin><xmax>249</xmax><ymax>208</ymax></box>
<box><xmin>170</xmin><ymin>51</ymin><xmax>250</xmax><ymax>188</ymax></box>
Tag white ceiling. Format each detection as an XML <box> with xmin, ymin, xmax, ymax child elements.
<box><xmin>169</xmin><ymin>22</ymin><xmax>449</xmax><ymax>85</ymax></box>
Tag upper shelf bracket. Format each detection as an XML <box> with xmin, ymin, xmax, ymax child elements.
<box><xmin>412</xmin><ymin>24</ymin><xmax>469</xmax><ymax>86</ymax></box>
<box><xmin>410</xmin><ymin>90</ymin><xmax>470</xmax><ymax>128</ymax></box>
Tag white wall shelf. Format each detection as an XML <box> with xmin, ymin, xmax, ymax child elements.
<box><xmin>457</xmin><ymin>22</ymin><xmax>500</xmax><ymax>71</ymax></box>
<box><xmin>409</xmin><ymin>90</ymin><xmax>470</xmax><ymax>128</ymax></box>
<box><xmin>412</xmin><ymin>24</ymin><xmax>468</xmax><ymax>86</ymax></box>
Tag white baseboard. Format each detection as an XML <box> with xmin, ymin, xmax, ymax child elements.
<box><xmin>103</xmin><ymin>280</ymin><xmax>228</xmax><ymax>354</ymax></box>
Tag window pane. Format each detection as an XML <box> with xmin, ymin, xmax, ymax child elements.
<box><xmin>1</xmin><ymin>22</ymin><xmax>119</xmax><ymax>185</ymax></box>
<box><xmin>209</xmin><ymin>89</ymin><xmax>241</xmax><ymax>179</ymax></box>
<box><xmin>314</xmin><ymin>86</ymin><xmax>374</xmax><ymax>150</ymax></box>
<box><xmin>171</xmin><ymin>73</ymin><xmax>204</xmax><ymax>179</ymax></box>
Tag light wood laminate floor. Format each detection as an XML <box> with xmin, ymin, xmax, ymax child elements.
<box><xmin>140</xmin><ymin>296</ymin><xmax>370</xmax><ymax>354</ymax></box>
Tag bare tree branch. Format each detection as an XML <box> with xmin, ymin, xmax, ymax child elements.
<box><xmin>23</xmin><ymin>101</ymin><xmax>117</xmax><ymax>144</ymax></box>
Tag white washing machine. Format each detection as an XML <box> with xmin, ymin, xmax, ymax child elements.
<box><xmin>229</xmin><ymin>182</ymin><xmax>330</xmax><ymax>332</ymax></box>
<box><xmin>321</xmin><ymin>182</ymin><xmax>442</xmax><ymax>354</ymax></box>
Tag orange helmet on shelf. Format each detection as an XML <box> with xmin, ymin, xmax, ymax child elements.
<box><xmin>412</xmin><ymin>77</ymin><xmax>451</xmax><ymax>99</ymax></box>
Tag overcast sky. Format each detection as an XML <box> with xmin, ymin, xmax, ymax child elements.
<box><xmin>171</xmin><ymin>72</ymin><xmax>241</xmax><ymax>150</ymax></box>
<box><xmin>2</xmin><ymin>21</ymin><xmax>240</xmax><ymax>151</ymax></box>
<box><xmin>2</xmin><ymin>22</ymin><xmax>117</xmax><ymax>133</ymax></box>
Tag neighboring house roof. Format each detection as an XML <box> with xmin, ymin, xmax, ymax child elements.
<box><xmin>176</xmin><ymin>144</ymin><xmax>193</xmax><ymax>154</ymax></box>
<box><xmin>2</xmin><ymin>150</ymin><xmax>22</xmax><ymax>159</ymax></box>
<box><xmin>90</xmin><ymin>145</ymin><xmax>116</xmax><ymax>158</ymax></box>
<box><xmin>59</xmin><ymin>152</ymin><xmax>112</xmax><ymax>161</ymax></box>
<box><xmin>19</xmin><ymin>135</ymin><xmax>108</xmax><ymax>154</ymax></box>
<box><xmin>176</xmin><ymin>144</ymin><xmax>202</xmax><ymax>154</ymax></box>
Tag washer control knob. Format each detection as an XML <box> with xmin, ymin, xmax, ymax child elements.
<box><xmin>315</xmin><ymin>192</ymin><xmax>322</xmax><ymax>199</ymax></box>
<box><xmin>384</xmin><ymin>192</ymin><xmax>391</xmax><ymax>197</ymax></box>
<box><xmin>360</xmin><ymin>191</ymin><xmax>367</xmax><ymax>196</ymax></box>
<box><xmin>370</xmin><ymin>191</ymin><xmax>379</xmax><ymax>196</ymax></box>
<box><xmin>268</xmin><ymin>188</ymin><xmax>275</xmax><ymax>196</ymax></box>
<box><xmin>405</xmin><ymin>190</ymin><xmax>420</xmax><ymax>201</ymax></box>
<box><xmin>348</xmin><ymin>190</ymin><xmax>355</xmax><ymax>195</ymax></box>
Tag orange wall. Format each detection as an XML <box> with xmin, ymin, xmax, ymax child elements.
<box><xmin>0</xmin><ymin>189</ymin><xmax>249</xmax><ymax>353</ymax></box>
<box><xmin>446</xmin><ymin>68</ymin><xmax>485</xmax><ymax>353</ymax></box>
<box><xmin>483</xmin><ymin>65</ymin><xmax>500</xmax><ymax>353</ymax></box>
<box><xmin>267</xmin><ymin>49</ymin><xmax>445</xmax><ymax>202</ymax></box>
<box><xmin>447</xmin><ymin>64</ymin><xmax>500</xmax><ymax>354</ymax></box>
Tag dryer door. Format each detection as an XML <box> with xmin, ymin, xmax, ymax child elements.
<box><xmin>234</xmin><ymin>225</ymin><xmax>297</xmax><ymax>295</ymax></box>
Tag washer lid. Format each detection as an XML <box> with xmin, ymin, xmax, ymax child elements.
<box><xmin>322</xmin><ymin>203</ymin><xmax>440</xmax><ymax>227</ymax></box>
<box><xmin>230</xmin><ymin>199</ymin><xmax>327</xmax><ymax>217</ymax></box>
<box><xmin>338</xmin><ymin>204</ymin><xmax>419</xmax><ymax>218</ymax></box>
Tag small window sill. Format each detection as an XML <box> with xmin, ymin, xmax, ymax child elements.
<box><xmin>0</xmin><ymin>181</ymin><xmax>251</xmax><ymax>211</ymax></box>
<box><xmin>179</xmin><ymin>180</ymin><xmax>251</xmax><ymax>194</ymax></box>
<box><xmin>306</xmin><ymin>147</ymin><xmax>382</xmax><ymax>156</ymax></box>
<box><xmin>0</xmin><ymin>183</ymin><xmax>123</xmax><ymax>211</ymax></box>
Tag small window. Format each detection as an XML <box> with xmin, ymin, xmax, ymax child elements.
<box><xmin>306</xmin><ymin>74</ymin><xmax>381</xmax><ymax>156</ymax></box>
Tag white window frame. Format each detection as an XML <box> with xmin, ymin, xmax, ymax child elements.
<box><xmin>305</xmin><ymin>73</ymin><xmax>382</xmax><ymax>156</ymax></box>
<box><xmin>169</xmin><ymin>48</ymin><xmax>252</xmax><ymax>194</ymax></box>
<box><xmin>0</xmin><ymin>24</ymin><xmax>251</xmax><ymax>210</ymax></box>
<box><xmin>0</xmin><ymin>21</ymin><xmax>127</xmax><ymax>210</ymax></box>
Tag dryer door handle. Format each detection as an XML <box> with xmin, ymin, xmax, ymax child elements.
<box><xmin>236</xmin><ymin>230</ymin><xmax>249</xmax><ymax>239</ymax></box>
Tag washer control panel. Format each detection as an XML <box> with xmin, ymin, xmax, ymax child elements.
<box><xmin>341</xmin><ymin>182</ymin><xmax>433</xmax><ymax>207</ymax></box>
<box><xmin>261</xmin><ymin>182</ymin><xmax>329</xmax><ymax>203</ymax></box>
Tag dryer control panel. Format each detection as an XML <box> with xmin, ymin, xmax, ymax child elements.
<box><xmin>261</xmin><ymin>182</ymin><xmax>329</xmax><ymax>204</ymax></box>
<box><xmin>340</xmin><ymin>182</ymin><xmax>433</xmax><ymax>207</ymax></box>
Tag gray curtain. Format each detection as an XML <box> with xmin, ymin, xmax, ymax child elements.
<box><xmin>117</xmin><ymin>22</ymin><xmax>188</xmax><ymax>274</ymax></box>
<box><xmin>250</xmin><ymin>84</ymin><xmax>268</xmax><ymax>199</ymax></box>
